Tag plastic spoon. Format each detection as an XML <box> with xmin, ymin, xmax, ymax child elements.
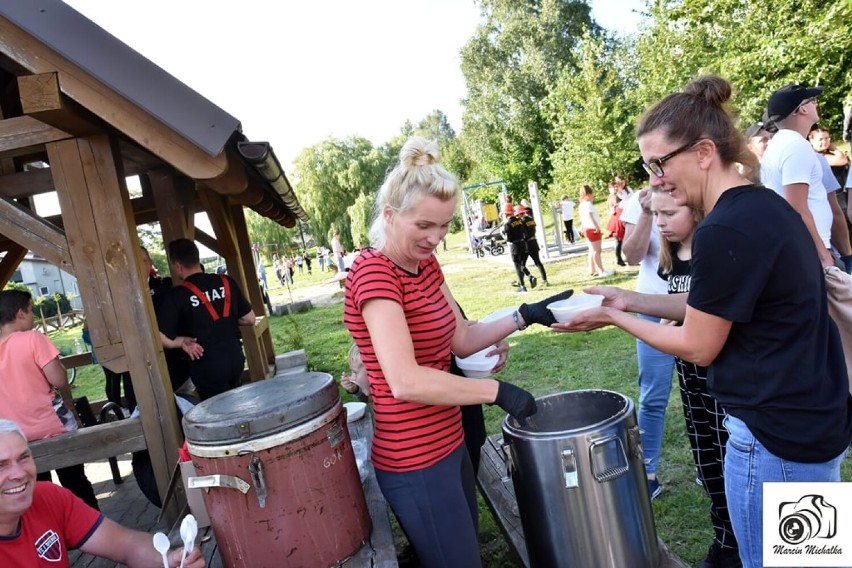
<box><xmin>179</xmin><ymin>514</ymin><xmax>198</xmax><ymax>567</ymax></box>
<box><xmin>152</xmin><ymin>532</ymin><xmax>170</xmax><ymax>568</ymax></box>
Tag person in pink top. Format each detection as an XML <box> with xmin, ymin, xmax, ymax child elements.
<box><xmin>0</xmin><ymin>290</ymin><xmax>98</xmax><ymax>510</ymax></box>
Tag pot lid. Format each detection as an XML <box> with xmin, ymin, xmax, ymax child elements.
<box><xmin>182</xmin><ymin>372</ymin><xmax>337</xmax><ymax>445</ymax></box>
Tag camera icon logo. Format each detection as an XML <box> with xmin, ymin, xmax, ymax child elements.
<box><xmin>778</xmin><ymin>494</ymin><xmax>836</xmax><ymax>545</ymax></box>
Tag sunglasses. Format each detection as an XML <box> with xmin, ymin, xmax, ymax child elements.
<box><xmin>641</xmin><ymin>139</ymin><xmax>702</xmax><ymax>178</ymax></box>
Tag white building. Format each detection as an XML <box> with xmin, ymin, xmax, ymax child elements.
<box><xmin>7</xmin><ymin>252</ymin><xmax>82</xmax><ymax>309</ymax></box>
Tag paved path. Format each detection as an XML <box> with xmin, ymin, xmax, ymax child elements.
<box><xmin>68</xmin><ymin>456</ymin><xmax>169</xmax><ymax>567</ymax></box>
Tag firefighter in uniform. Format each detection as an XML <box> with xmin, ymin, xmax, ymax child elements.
<box><xmin>503</xmin><ymin>207</ymin><xmax>534</xmax><ymax>292</ymax></box>
<box><xmin>517</xmin><ymin>205</ymin><xmax>548</xmax><ymax>286</ymax></box>
<box><xmin>157</xmin><ymin>239</ymin><xmax>256</xmax><ymax>401</ymax></box>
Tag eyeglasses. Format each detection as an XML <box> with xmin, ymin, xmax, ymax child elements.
<box><xmin>641</xmin><ymin>139</ymin><xmax>701</xmax><ymax>178</ymax></box>
<box><xmin>798</xmin><ymin>97</ymin><xmax>818</xmax><ymax>110</ymax></box>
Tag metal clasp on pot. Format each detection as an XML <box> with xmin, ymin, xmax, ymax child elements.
<box><xmin>248</xmin><ymin>454</ymin><xmax>267</xmax><ymax>508</ymax></box>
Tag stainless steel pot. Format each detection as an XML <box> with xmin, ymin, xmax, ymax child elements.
<box><xmin>502</xmin><ymin>390</ymin><xmax>659</xmax><ymax>568</ymax></box>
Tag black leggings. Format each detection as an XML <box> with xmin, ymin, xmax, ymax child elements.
<box><xmin>676</xmin><ymin>357</ymin><xmax>738</xmax><ymax>553</ymax></box>
<box><xmin>563</xmin><ymin>219</ymin><xmax>575</xmax><ymax>243</ymax></box>
<box><xmin>376</xmin><ymin>444</ymin><xmax>480</xmax><ymax>567</ymax></box>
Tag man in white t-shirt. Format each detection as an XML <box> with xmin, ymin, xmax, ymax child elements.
<box><xmin>760</xmin><ymin>84</ymin><xmax>835</xmax><ymax>268</ymax></box>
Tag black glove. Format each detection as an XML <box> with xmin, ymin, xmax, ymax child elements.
<box><xmin>493</xmin><ymin>380</ymin><xmax>537</xmax><ymax>426</ymax></box>
<box><xmin>518</xmin><ymin>289</ymin><xmax>574</xmax><ymax>327</ymax></box>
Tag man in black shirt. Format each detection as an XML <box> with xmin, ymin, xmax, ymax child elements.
<box><xmin>157</xmin><ymin>239</ymin><xmax>256</xmax><ymax>401</ymax></box>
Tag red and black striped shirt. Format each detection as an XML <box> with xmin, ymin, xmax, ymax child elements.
<box><xmin>343</xmin><ymin>249</ymin><xmax>463</xmax><ymax>472</ymax></box>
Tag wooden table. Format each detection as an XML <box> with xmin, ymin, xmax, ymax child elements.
<box><xmin>176</xmin><ymin>411</ymin><xmax>398</xmax><ymax>568</ymax></box>
<box><xmin>477</xmin><ymin>434</ymin><xmax>689</xmax><ymax>568</ymax></box>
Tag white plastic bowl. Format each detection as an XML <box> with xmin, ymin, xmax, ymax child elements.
<box><xmin>344</xmin><ymin>401</ymin><xmax>367</xmax><ymax>422</ymax></box>
<box><xmin>455</xmin><ymin>346</ymin><xmax>499</xmax><ymax>378</ymax></box>
<box><xmin>547</xmin><ymin>294</ymin><xmax>604</xmax><ymax>323</ymax></box>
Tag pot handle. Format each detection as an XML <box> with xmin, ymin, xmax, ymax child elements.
<box><xmin>589</xmin><ymin>435</ymin><xmax>629</xmax><ymax>483</ymax></box>
<box><xmin>187</xmin><ymin>474</ymin><xmax>251</xmax><ymax>494</ymax></box>
<box><xmin>561</xmin><ymin>448</ymin><xmax>579</xmax><ymax>488</ymax></box>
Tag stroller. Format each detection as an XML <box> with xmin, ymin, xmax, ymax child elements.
<box><xmin>472</xmin><ymin>226</ymin><xmax>506</xmax><ymax>257</ymax></box>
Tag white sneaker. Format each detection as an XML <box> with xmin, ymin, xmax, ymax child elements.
<box><xmin>594</xmin><ymin>271</ymin><xmax>613</xmax><ymax>278</ymax></box>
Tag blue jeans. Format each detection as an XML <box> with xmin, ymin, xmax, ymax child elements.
<box><xmin>723</xmin><ymin>415</ymin><xmax>846</xmax><ymax>568</ymax></box>
<box><xmin>375</xmin><ymin>444</ymin><xmax>480</xmax><ymax>568</ymax></box>
<box><xmin>636</xmin><ymin>314</ymin><xmax>676</xmax><ymax>477</ymax></box>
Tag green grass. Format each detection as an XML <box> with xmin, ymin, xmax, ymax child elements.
<box><xmin>58</xmin><ymin>226</ymin><xmax>852</xmax><ymax>566</ymax></box>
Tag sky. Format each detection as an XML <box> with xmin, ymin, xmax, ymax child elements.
<box><xmin>63</xmin><ymin>0</ymin><xmax>647</xmax><ymax>172</ymax></box>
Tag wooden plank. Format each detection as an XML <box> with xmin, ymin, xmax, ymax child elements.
<box><xmin>0</xmin><ymin>18</ymin><xmax>229</xmax><ymax>180</ymax></box>
<box><xmin>0</xmin><ymin>115</ymin><xmax>73</xmax><ymax>156</ymax></box>
<box><xmin>17</xmin><ymin>72</ymin><xmax>103</xmax><ymax>137</ymax></box>
<box><xmin>230</xmin><ymin>203</ymin><xmax>276</xmax><ymax>369</ymax></box>
<box><xmin>0</xmin><ymin>167</ymin><xmax>55</xmax><ymax>199</ymax></box>
<box><xmin>30</xmin><ymin>418</ymin><xmax>146</xmax><ymax>473</ymax></box>
<box><xmin>48</xmin><ymin>134</ymin><xmax>184</xmax><ymax>522</ymax></box>
<box><xmin>60</xmin><ymin>352</ymin><xmax>94</xmax><ymax>370</ymax></box>
<box><xmin>0</xmin><ymin>196</ymin><xmax>71</xmax><ymax>270</ymax></box>
<box><xmin>342</xmin><ymin>414</ymin><xmax>398</xmax><ymax>568</ymax></box>
<box><xmin>0</xmin><ymin>242</ymin><xmax>27</xmax><ymax>287</ymax></box>
<box><xmin>478</xmin><ymin>435</ymin><xmax>528</xmax><ymax>567</ymax></box>
<box><xmin>147</xmin><ymin>169</ymin><xmax>195</xmax><ymax>250</ymax></box>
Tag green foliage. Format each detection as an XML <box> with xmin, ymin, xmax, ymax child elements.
<box><xmin>459</xmin><ymin>0</ymin><xmax>598</xmax><ymax>194</ymax></box>
<box><xmin>245</xmin><ymin>209</ymin><xmax>295</xmax><ymax>261</ymax></box>
<box><xmin>347</xmin><ymin>192</ymin><xmax>375</xmax><ymax>250</ymax></box>
<box><xmin>547</xmin><ymin>31</ymin><xmax>642</xmax><ymax>197</ymax></box>
<box><xmin>3</xmin><ymin>281</ymin><xmax>30</xmax><ymax>293</ymax></box>
<box><xmin>292</xmin><ymin>137</ymin><xmax>390</xmax><ymax>251</ymax></box>
<box><xmin>33</xmin><ymin>293</ymin><xmax>72</xmax><ymax>318</ymax></box>
<box><xmin>630</xmin><ymin>0</ymin><xmax>852</xmax><ymax>133</ymax></box>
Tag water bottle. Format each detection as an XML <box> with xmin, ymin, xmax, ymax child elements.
<box><xmin>74</xmin><ymin>338</ymin><xmax>83</xmax><ymax>354</ymax></box>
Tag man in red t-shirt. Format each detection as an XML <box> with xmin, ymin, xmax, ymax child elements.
<box><xmin>0</xmin><ymin>420</ymin><xmax>204</xmax><ymax>567</ymax></box>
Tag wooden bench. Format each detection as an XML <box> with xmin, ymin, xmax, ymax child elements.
<box><xmin>168</xmin><ymin>412</ymin><xmax>397</xmax><ymax>568</ymax></box>
<box><xmin>29</xmin><ymin>418</ymin><xmax>146</xmax><ymax>473</ymax></box>
<box><xmin>477</xmin><ymin>434</ymin><xmax>689</xmax><ymax>568</ymax></box>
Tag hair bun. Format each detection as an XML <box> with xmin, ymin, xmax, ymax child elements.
<box><xmin>684</xmin><ymin>75</ymin><xmax>733</xmax><ymax>107</ymax></box>
<box><xmin>400</xmin><ymin>136</ymin><xmax>441</xmax><ymax>167</ymax></box>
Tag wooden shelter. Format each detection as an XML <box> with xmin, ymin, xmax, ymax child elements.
<box><xmin>0</xmin><ymin>1</ymin><xmax>307</xmax><ymax>516</ymax></box>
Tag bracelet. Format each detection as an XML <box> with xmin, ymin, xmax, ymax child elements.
<box><xmin>512</xmin><ymin>310</ymin><xmax>527</xmax><ymax>331</ymax></box>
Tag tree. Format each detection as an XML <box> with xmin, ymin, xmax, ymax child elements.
<box><xmin>291</xmin><ymin>137</ymin><xmax>386</xmax><ymax>250</ymax></box>
<box><xmin>244</xmin><ymin>209</ymin><xmax>295</xmax><ymax>262</ymax></box>
<box><xmin>347</xmin><ymin>192</ymin><xmax>375</xmax><ymax>249</ymax></box>
<box><xmin>460</xmin><ymin>0</ymin><xmax>598</xmax><ymax>197</ymax></box>
<box><xmin>629</xmin><ymin>0</ymin><xmax>852</xmax><ymax>133</ymax></box>
<box><xmin>547</xmin><ymin>31</ymin><xmax>642</xmax><ymax>198</ymax></box>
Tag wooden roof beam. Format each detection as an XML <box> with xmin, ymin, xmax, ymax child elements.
<box><xmin>17</xmin><ymin>72</ymin><xmax>102</xmax><ymax>137</ymax></box>
<box><xmin>0</xmin><ymin>115</ymin><xmax>73</xmax><ymax>158</ymax></box>
<box><xmin>0</xmin><ymin>195</ymin><xmax>70</xmax><ymax>270</ymax></box>
<box><xmin>0</xmin><ymin>242</ymin><xmax>27</xmax><ymax>287</ymax></box>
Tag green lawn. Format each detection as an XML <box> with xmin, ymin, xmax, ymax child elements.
<box><xmin>56</xmin><ymin>225</ymin><xmax>852</xmax><ymax>567</ymax></box>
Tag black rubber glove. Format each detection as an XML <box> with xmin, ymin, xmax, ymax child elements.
<box><xmin>518</xmin><ymin>289</ymin><xmax>574</xmax><ymax>327</ymax></box>
<box><xmin>493</xmin><ymin>380</ymin><xmax>537</xmax><ymax>426</ymax></box>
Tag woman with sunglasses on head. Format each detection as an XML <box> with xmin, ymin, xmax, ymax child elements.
<box><xmin>554</xmin><ymin>75</ymin><xmax>851</xmax><ymax>568</ymax></box>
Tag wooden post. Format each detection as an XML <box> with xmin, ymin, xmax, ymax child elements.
<box><xmin>47</xmin><ymin>134</ymin><xmax>183</xmax><ymax>521</ymax></box>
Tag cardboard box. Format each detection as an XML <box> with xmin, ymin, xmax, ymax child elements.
<box><xmin>179</xmin><ymin>461</ymin><xmax>211</xmax><ymax>528</ymax></box>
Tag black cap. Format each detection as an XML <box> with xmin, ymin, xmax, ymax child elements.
<box><xmin>765</xmin><ymin>84</ymin><xmax>824</xmax><ymax>122</ymax></box>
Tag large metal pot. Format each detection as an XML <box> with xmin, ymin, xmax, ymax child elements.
<box><xmin>502</xmin><ymin>390</ymin><xmax>658</xmax><ymax>567</ymax></box>
<box><xmin>183</xmin><ymin>373</ymin><xmax>371</xmax><ymax>568</ymax></box>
